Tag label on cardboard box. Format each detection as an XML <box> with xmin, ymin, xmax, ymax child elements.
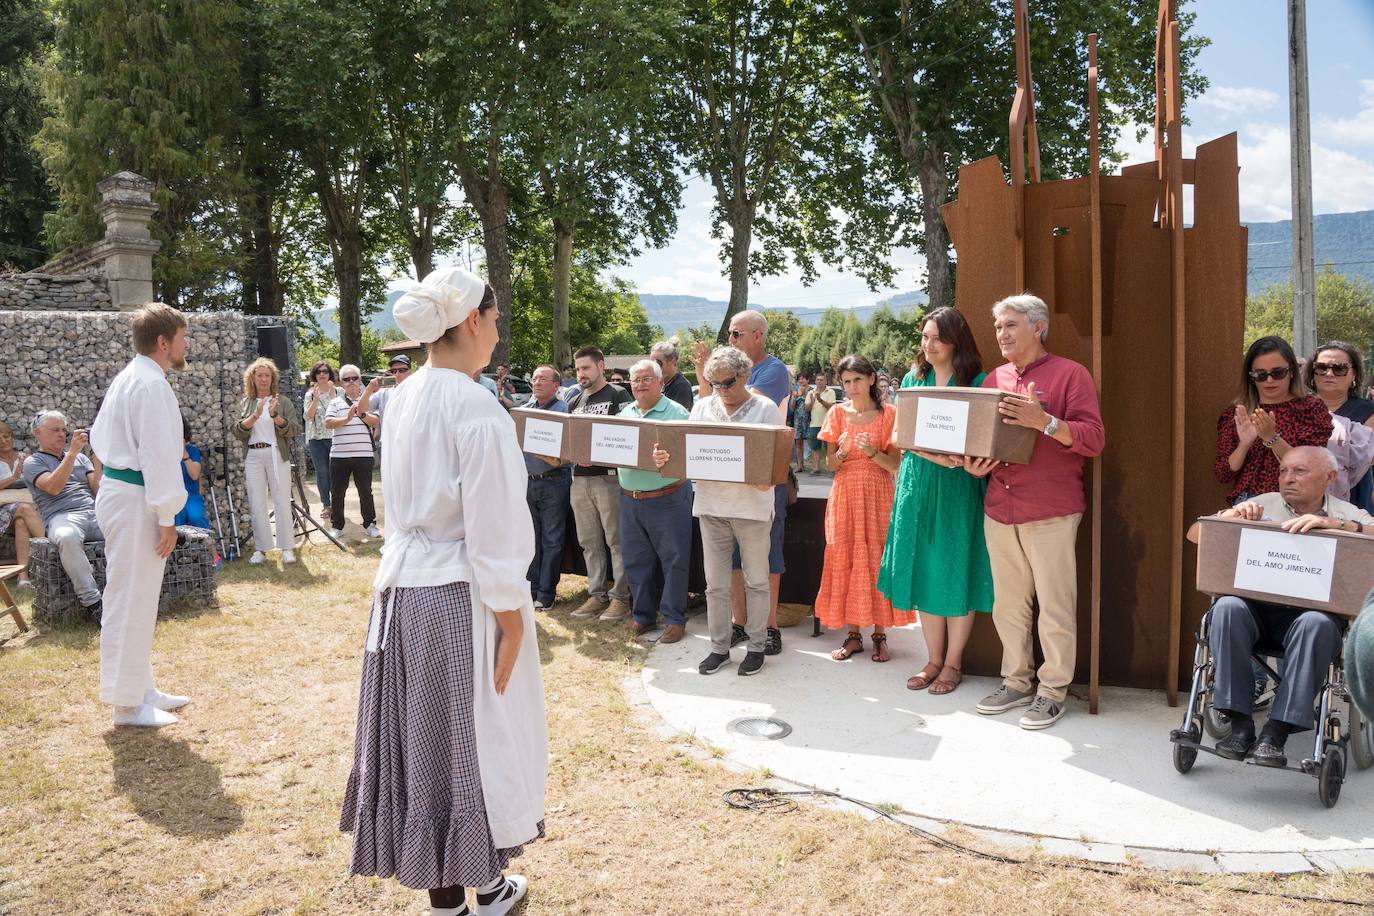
<box><xmin>522</xmin><ymin>418</ymin><xmax>564</xmax><ymax>458</ymax></box>
<box><xmin>1232</xmin><ymin>527</ymin><xmax>1337</xmax><ymax>603</ymax></box>
<box><xmin>590</xmin><ymin>422</ymin><xmax>640</xmax><ymax>465</ymax></box>
<box><xmin>684</xmin><ymin>433</ymin><xmax>746</xmax><ymax>482</ymax></box>
<box><xmin>913</xmin><ymin>396</ymin><xmax>970</xmax><ymax>453</ymax></box>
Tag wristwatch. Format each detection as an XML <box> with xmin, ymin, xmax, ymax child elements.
<box><xmin>1043</xmin><ymin>415</ymin><xmax>1060</xmax><ymax>437</ymax></box>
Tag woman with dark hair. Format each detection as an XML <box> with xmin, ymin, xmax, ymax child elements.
<box><xmin>173</xmin><ymin>414</ymin><xmax>211</xmax><ymax>530</ymax></box>
<box><xmin>340</xmin><ymin>267</ymin><xmax>544</xmax><ymax>916</ymax></box>
<box><xmin>816</xmin><ymin>353</ymin><xmax>903</xmax><ymax>662</ymax></box>
<box><xmin>876</xmin><ymin>307</ymin><xmax>994</xmax><ymax>695</ymax></box>
<box><xmin>1306</xmin><ymin>340</ymin><xmax>1374</xmax><ymax>508</ymax></box>
<box><xmin>303</xmin><ymin>361</ymin><xmax>344</xmax><ymax>521</ymax></box>
<box><xmin>1215</xmin><ymin>336</ymin><xmax>1332</xmax><ymax>506</ymax></box>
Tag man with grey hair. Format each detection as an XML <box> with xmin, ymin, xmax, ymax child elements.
<box><xmin>524</xmin><ymin>363</ymin><xmax>571</xmax><ymax>610</ymax></box>
<box><xmin>651</xmin><ymin>338</ymin><xmax>694</xmax><ymax>410</ymax></box>
<box><xmin>616</xmin><ymin>358</ymin><xmax>693</xmax><ymax>641</ymax></box>
<box><xmin>968</xmin><ymin>292</ymin><xmax>1104</xmax><ymax>730</ymax></box>
<box><xmin>1185</xmin><ymin>445</ymin><xmax>1371</xmax><ymax>768</ymax></box>
<box><xmin>22</xmin><ymin>410</ymin><xmax>104</xmax><ymax>620</ymax></box>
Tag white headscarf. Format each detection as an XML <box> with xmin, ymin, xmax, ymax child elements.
<box><xmin>392</xmin><ymin>266</ymin><xmax>488</xmax><ymax>344</ymax></box>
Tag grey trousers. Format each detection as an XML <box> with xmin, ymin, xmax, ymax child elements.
<box><xmin>570</xmin><ymin>474</ymin><xmax>629</xmax><ymax>603</ymax></box>
<box><xmin>701</xmin><ymin>514</ymin><xmax>771</xmax><ymax>653</ymax></box>
<box><xmin>1209</xmin><ymin>596</ymin><xmax>1343</xmax><ymax>732</ymax></box>
<box><xmin>47</xmin><ymin>507</ymin><xmax>103</xmax><ymax>606</ymax></box>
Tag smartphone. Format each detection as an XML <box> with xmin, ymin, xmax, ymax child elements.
<box><xmin>378</xmin><ymin>375</ymin><xmax>397</xmax><ymax>388</ymax></box>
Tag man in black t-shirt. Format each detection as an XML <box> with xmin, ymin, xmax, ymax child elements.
<box><xmin>567</xmin><ymin>345</ymin><xmax>635</xmax><ymax>621</ymax></box>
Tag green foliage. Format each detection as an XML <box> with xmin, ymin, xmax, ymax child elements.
<box><xmin>295</xmin><ymin>324</ymin><xmax>403</xmax><ymax>375</ymax></box>
<box><xmin>0</xmin><ymin>0</ymin><xmax>55</xmax><ymax>269</ymax></box>
<box><xmin>1245</xmin><ymin>267</ymin><xmax>1374</xmax><ymax>355</ymax></box>
<box><xmin>760</xmin><ymin>310</ymin><xmax>804</xmax><ymax>368</ymax></box>
<box><xmin>793</xmin><ymin>305</ymin><xmax>924</xmax><ymax>375</ymax></box>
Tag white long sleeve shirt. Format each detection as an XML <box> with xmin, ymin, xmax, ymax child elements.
<box><xmin>90</xmin><ymin>354</ymin><xmax>188</xmax><ymax>526</ymax></box>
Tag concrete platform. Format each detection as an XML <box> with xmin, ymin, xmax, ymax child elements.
<box><xmin>640</xmin><ymin>617</ymin><xmax>1374</xmax><ymax>872</ymax></box>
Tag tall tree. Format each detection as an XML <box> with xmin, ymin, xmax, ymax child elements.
<box><xmin>0</xmin><ymin>0</ymin><xmax>55</xmax><ymax>270</ymax></box>
<box><xmin>845</xmin><ymin>0</ymin><xmax>1210</xmax><ymax>310</ymax></box>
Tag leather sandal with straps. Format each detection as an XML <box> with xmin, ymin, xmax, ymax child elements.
<box><xmin>907</xmin><ymin>662</ymin><xmax>942</xmax><ymax>690</ymax></box>
<box><xmin>930</xmin><ymin>665</ymin><xmax>962</xmax><ymax>695</ymax></box>
<box><xmin>830</xmin><ymin>631</ymin><xmax>863</xmax><ymax>661</ymax></box>
<box><xmin>870</xmin><ymin>632</ymin><xmax>890</xmax><ymax>663</ymax></box>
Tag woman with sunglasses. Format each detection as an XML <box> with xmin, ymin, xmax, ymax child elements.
<box><xmin>303</xmin><ymin>361</ymin><xmax>344</xmax><ymax>521</ymax></box>
<box><xmin>1305</xmin><ymin>341</ymin><xmax>1374</xmax><ymax>506</ymax></box>
<box><xmin>1215</xmin><ymin>336</ymin><xmax>1332</xmax><ymax>506</ymax></box>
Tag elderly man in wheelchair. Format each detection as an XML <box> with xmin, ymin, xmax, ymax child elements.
<box><xmin>1178</xmin><ymin>447</ymin><xmax>1373</xmax><ymax>791</ymax></box>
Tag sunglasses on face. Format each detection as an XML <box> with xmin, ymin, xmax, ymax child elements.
<box><xmin>1248</xmin><ymin>366</ymin><xmax>1291</xmax><ymax>383</ymax></box>
<box><xmin>389</xmin><ymin>367</ymin><xmax>410</xmax><ymax>375</ymax></box>
<box><xmin>728</xmin><ymin>329</ymin><xmax>746</xmax><ymax>340</ymax></box>
<box><xmin>342</xmin><ymin>375</ymin><xmax>360</xmax><ymax>382</ymax></box>
<box><xmin>709</xmin><ymin>376</ymin><xmax>739</xmax><ymax>390</ymax></box>
<box><xmin>1313</xmin><ymin>362</ymin><xmax>1351</xmax><ymax>377</ymax></box>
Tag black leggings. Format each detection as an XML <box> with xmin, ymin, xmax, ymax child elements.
<box><xmin>329</xmin><ymin>455</ymin><xmax>375</xmax><ymax>530</ymax></box>
<box><xmin>429</xmin><ymin>886</ymin><xmax>464</xmax><ymax>908</ymax></box>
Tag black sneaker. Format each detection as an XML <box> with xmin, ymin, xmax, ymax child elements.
<box><xmin>698</xmin><ymin>652</ymin><xmax>731</xmax><ymax>675</ymax></box>
<box><xmin>729</xmin><ymin>623</ymin><xmax>748</xmax><ymax>647</ymax></box>
<box><xmin>764</xmin><ymin>626</ymin><xmax>782</xmax><ymax>656</ymax></box>
<box><xmin>83</xmin><ymin>600</ymin><xmax>103</xmax><ymax>628</ymax></box>
<box><xmin>738</xmin><ymin>651</ymin><xmax>765</xmax><ymax>676</ymax></box>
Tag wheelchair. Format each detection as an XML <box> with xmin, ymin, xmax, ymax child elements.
<box><xmin>1169</xmin><ymin>600</ymin><xmax>1374</xmax><ymax>808</ymax></box>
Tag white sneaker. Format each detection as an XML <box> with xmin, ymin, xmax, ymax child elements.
<box><xmin>249</xmin><ymin>550</ymin><xmax>265</xmax><ymax>565</ymax></box>
<box><xmin>364</xmin><ymin>524</ymin><xmax>382</xmax><ymax>539</ymax></box>
<box><xmin>113</xmin><ymin>703</ymin><xmax>177</xmax><ymax>727</ymax></box>
<box><xmin>329</xmin><ymin>528</ymin><xmax>344</xmax><ymax>539</ymax></box>
<box><xmin>144</xmin><ymin>687</ymin><xmax>190</xmax><ymax>711</ymax></box>
<box><xmin>475</xmin><ymin>874</ymin><xmax>527</xmax><ymax>916</ymax></box>
<box><xmin>282</xmin><ymin>549</ymin><xmax>296</xmax><ymax>564</ymax></box>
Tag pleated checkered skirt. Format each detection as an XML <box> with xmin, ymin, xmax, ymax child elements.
<box><xmin>340</xmin><ymin>581</ymin><xmax>542</xmax><ymax>890</ymax></box>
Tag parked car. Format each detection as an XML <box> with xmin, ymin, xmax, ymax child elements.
<box><xmin>482</xmin><ymin>373</ymin><xmax>533</xmax><ymax>407</ymax></box>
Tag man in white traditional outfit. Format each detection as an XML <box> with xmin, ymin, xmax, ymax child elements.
<box><xmin>90</xmin><ymin>303</ymin><xmax>191</xmax><ymax>728</ymax></box>
<box><xmin>340</xmin><ymin>266</ymin><xmax>546</xmax><ymax>916</ymax></box>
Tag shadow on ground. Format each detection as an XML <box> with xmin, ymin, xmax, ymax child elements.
<box><xmin>104</xmin><ymin>730</ymin><xmax>244</xmax><ymax>838</ymax></box>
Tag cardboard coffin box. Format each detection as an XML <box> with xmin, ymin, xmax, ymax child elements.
<box><xmin>566</xmin><ymin>413</ymin><xmax>662</xmax><ymax>472</ymax></box>
<box><xmin>892</xmin><ymin>386</ymin><xmax>1038</xmax><ymax>465</ymax></box>
<box><xmin>1195</xmin><ymin>516</ymin><xmax>1374</xmax><ymax>618</ymax></box>
<box><xmin>656</xmin><ymin>420</ymin><xmax>792</xmax><ymax>486</ymax></box>
<box><xmin>511</xmin><ymin>407</ymin><xmax>572</xmax><ymax>462</ymax></box>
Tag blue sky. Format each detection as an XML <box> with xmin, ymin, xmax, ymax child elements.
<box><xmin>616</xmin><ymin>0</ymin><xmax>1374</xmax><ymax>311</ymax></box>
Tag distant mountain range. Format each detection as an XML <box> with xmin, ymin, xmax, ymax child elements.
<box><xmin>636</xmin><ymin>289</ymin><xmax>929</xmax><ymax>336</ymax></box>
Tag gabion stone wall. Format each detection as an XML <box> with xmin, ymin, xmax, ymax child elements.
<box><xmin>27</xmin><ymin>526</ymin><xmax>217</xmax><ymax>626</ymax></box>
<box><xmin>0</xmin><ymin>271</ymin><xmax>112</xmax><ymax>311</ymax></box>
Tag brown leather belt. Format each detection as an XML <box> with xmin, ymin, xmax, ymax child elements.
<box><xmin>247</xmin><ymin>442</ymin><xmax>273</xmax><ymax>449</ymax></box>
<box><xmin>622</xmin><ymin>479</ymin><xmax>685</xmax><ymax>501</ymax></box>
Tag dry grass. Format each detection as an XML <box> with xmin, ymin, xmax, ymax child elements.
<box><xmin>1</xmin><ymin>545</ymin><xmax>1370</xmax><ymax>914</ymax></box>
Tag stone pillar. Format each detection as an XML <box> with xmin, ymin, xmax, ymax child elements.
<box><xmin>93</xmin><ymin>171</ymin><xmax>161</xmax><ymax>310</ymax></box>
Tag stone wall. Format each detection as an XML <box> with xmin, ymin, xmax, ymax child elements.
<box><xmin>0</xmin><ymin>271</ymin><xmax>113</xmax><ymax>311</ymax></box>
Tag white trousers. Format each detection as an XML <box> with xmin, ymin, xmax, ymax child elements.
<box><xmin>95</xmin><ymin>479</ymin><xmax>167</xmax><ymax>706</ymax></box>
<box><xmin>245</xmin><ymin>446</ymin><xmax>293</xmax><ymax>551</ymax></box>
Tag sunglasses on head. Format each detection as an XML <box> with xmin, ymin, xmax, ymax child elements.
<box><xmin>709</xmin><ymin>376</ymin><xmax>738</xmax><ymax>390</ymax></box>
<box><xmin>1313</xmin><ymin>362</ymin><xmax>1351</xmax><ymax>377</ymax></box>
<box><xmin>1248</xmin><ymin>366</ymin><xmax>1290</xmax><ymax>383</ymax></box>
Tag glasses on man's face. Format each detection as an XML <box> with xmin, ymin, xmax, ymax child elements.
<box><xmin>630</xmin><ymin>375</ymin><xmax>657</xmax><ymax>387</ymax></box>
<box><xmin>389</xmin><ymin>367</ymin><xmax>409</xmax><ymax>375</ymax></box>
<box><xmin>709</xmin><ymin>376</ymin><xmax>738</xmax><ymax>390</ymax></box>
<box><xmin>1313</xmin><ymin>362</ymin><xmax>1351</xmax><ymax>377</ymax></box>
<box><xmin>1248</xmin><ymin>366</ymin><xmax>1290</xmax><ymax>383</ymax></box>
<box><xmin>728</xmin><ymin>329</ymin><xmax>747</xmax><ymax>340</ymax></box>
<box><xmin>342</xmin><ymin>375</ymin><xmax>360</xmax><ymax>383</ymax></box>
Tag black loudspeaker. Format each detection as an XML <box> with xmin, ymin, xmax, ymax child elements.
<box><xmin>256</xmin><ymin>325</ymin><xmax>291</xmax><ymax>371</ymax></box>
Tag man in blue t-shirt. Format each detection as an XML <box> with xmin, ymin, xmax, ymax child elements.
<box><xmin>690</xmin><ymin>308</ymin><xmax>792</xmax><ymax>657</ymax></box>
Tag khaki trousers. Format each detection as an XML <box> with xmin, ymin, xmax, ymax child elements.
<box><xmin>983</xmin><ymin>513</ymin><xmax>1082</xmax><ymax>702</ymax></box>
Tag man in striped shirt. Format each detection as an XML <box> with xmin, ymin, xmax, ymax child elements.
<box><xmin>324</xmin><ymin>364</ymin><xmax>381</xmax><ymax>538</ymax></box>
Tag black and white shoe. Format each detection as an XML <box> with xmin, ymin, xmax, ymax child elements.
<box><xmin>698</xmin><ymin>652</ymin><xmax>731</xmax><ymax>675</ymax></box>
<box><xmin>764</xmin><ymin>626</ymin><xmax>782</xmax><ymax>656</ymax></box>
<box><xmin>83</xmin><ymin>599</ymin><xmax>103</xmax><ymax>627</ymax></box>
<box><xmin>476</xmin><ymin>874</ymin><xmax>527</xmax><ymax>916</ymax></box>
<box><xmin>729</xmin><ymin>623</ymin><xmax>748</xmax><ymax>648</ymax></box>
<box><xmin>738</xmin><ymin>651</ymin><xmax>765</xmax><ymax>676</ymax></box>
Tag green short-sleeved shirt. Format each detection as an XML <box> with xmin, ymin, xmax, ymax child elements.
<box><xmin>616</xmin><ymin>395</ymin><xmax>691</xmax><ymax>492</ymax></box>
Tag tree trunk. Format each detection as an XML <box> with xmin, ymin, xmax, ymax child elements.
<box><xmin>250</xmin><ymin>173</ymin><xmax>280</xmax><ymax>314</ymax></box>
<box><xmin>716</xmin><ymin>210</ymin><xmax>754</xmax><ymax>343</ymax></box>
<box><xmin>408</xmin><ymin>201</ymin><xmax>436</xmax><ymax>281</ymax></box>
<box><xmin>552</xmin><ymin>219</ymin><xmax>574</xmax><ymax>370</ymax></box>
<box><xmin>333</xmin><ymin>237</ymin><xmax>363</xmax><ymax>368</ymax></box>
<box><xmin>410</xmin><ymin>238</ymin><xmax>435</xmax><ymax>282</ymax></box>
<box><xmin>240</xmin><ymin>227</ymin><xmax>258</xmax><ymax>313</ymax></box>
<box><xmin>917</xmin><ymin>146</ymin><xmax>953</xmax><ymax>310</ymax></box>
<box><xmin>459</xmin><ymin>166</ymin><xmax>513</xmax><ymax>367</ymax></box>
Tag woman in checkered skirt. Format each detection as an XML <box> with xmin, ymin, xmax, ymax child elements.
<box><xmin>340</xmin><ymin>267</ymin><xmax>547</xmax><ymax>916</ymax></box>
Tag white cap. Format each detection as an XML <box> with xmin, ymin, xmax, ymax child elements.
<box><xmin>392</xmin><ymin>266</ymin><xmax>488</xmax><ymax>344</ymax></box>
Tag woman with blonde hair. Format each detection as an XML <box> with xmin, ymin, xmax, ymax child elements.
<box><xmin>231</xmin><ymin>356</ymin><xmax>301</xmax><ymax>564</ymax></box>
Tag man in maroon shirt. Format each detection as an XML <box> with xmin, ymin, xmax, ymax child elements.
<box><xmin>965</xmin><ymin>293</ymin><xmax>1105</xmax><ymax>730</ymax></box>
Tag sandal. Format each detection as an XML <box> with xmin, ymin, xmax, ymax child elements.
<box><xmin>930</xmin><ymin>665</ymin><xmax>962</xmax><ymax>695</ymax></box>
<box><xmin>906</xmin><ymin>662</ymin><xmax>942</xmax><ymax>690</ymax></box>
<box><xmin>830</xmin><ymin>631</ymin><xmax>863</xmax><ymax>661</ymax></box>
<box><xmin>870</xmin><ymin>632</ymin><xmax>890</xmax><ymax>663</ymax></box>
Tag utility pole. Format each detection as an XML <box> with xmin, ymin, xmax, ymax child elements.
<box><xmin>1289</xmin><ymin>0</ymin><xmax>1317</xmax><ymax>355</ymax></box>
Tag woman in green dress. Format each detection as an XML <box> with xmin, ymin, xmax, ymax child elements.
<box><xmin>877</xmin><ymin>307</ymin><xmax>995</xmax><ymax>695</ymax></box>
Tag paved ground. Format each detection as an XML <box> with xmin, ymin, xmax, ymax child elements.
<box><xmin>640</xmin><ymin>617</ymin><xmax>1374</xmax><ymax>873</ymax></box>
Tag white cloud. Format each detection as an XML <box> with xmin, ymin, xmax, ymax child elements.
<box><xmin>1316</xmin><ymin>79</ymin><xmax>1374</xmax><ymax>147</ymax></box>
<box><xmin>1235</xmin><ymin>121</ymin><xmax>1374</xmax><ymax>221</ymax></box>
<box><xmin>1197</xmin><ymin>85</ymin><xmax>1282</xmax><ymax>114</ymax></box>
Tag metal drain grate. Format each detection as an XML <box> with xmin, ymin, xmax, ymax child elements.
<box><xmin>727</xmin><ymin>716</ymin><xmax>793</xmax><ymax>741</ymax></box>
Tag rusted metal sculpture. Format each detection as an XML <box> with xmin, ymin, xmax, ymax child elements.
<box><xmin>940</xmin><ymin>0</ymin><xmax>1247</xmax><ymax>708</ymax></box>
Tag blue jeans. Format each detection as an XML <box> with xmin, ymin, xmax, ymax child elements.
<box><xmin>619</xmin><ymin>483</ymin><xmax>694</xmax><ymax>627</ymax></box>
<box><xmin>307</xmin><ymin>438</ymin><xmax>333</xmax><ymax>508</ymax></box>
<box><xmin>527</xmin><ymin>471</ymin><xmax>571</xmax><ymax>605</ymax></box>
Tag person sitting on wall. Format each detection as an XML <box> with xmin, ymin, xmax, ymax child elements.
<box><xmin>1186</xmin><ymin>445</ymin><xmax>1373</xmax><ymax>767</ymax></box>
<box><xmin>0</xmin><ymin>419</ymin><xmax>44</xmax><ymax>589</ymax></box>
<box><xmin>22</xmin><ymin>410</ymin><xmax>104</xmax><ymax>621</ymax></box>
<box><xmin>174</xmin><ymin>414</ymin><xmax>211</xmax><ymax>530</ymax></box>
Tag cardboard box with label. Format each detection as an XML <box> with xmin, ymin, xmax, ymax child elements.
<box><xmin>511</xmin><ymin>407</ymin><xmax>572</xmax><ymax>462</ymax></box>
<box><xmin>892</xmin><ymin>386</ymin><xmax>1038</xmax><ymax>465</ymax></box>
<box><xmin>1194</xmin><ymin>516</ymin><xmax>1374</xmax><ymax>618</ymax></box>
<box><xmin>566</xmin><ymin>413</ymin><xmax>663</xmax><ymax>472</ymax></box>
<box><xmin>656</xmin><ymin>420</ymin><xmax>792</xmax><ymax>486</ymax></box>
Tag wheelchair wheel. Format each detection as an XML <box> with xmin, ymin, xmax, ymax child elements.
<box><xmin>1173</xmin><ymin>725</ymin><xmax>1200</xmax><ymax>774</ymax></box>
<box><xmin>1351</xmin><ymin>702</ymin><xmax>1374</xmax><ymax>771</ymax></box>
<box><xmin>1318</xmin><ymin>748</ymin><xmax>1345</xmax><ymax>809</ymax></box>
<box><xmin>1201</xmin><ymin>692</ymin><xmax>1232</xmax><ymax>740</ymax></box>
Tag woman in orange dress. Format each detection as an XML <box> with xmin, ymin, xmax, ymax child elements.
<box><xmin>816</xmin><ymin>354</ymin><xmax>906</xmax><ymax>662</ymax></box>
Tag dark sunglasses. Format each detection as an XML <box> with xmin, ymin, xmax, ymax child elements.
<box><xmin>1248</xmin><ymin>366</ymin><xmax>1291</xmax><ymax>383</ymax></box>
<box><xmin>341</xmin><ymin>375</ymin><xmax>360</xmax><ymax>382</ymax></box>
<box><xmin>314</xmin><ymin>370</ymin><xmax>332</xmax><ymax>377</ymax></box>
<box><xmin>1313</xmin><ymin>362</ymin><xmax>1351</xmax><ymax>377</ymax></box>
<box><xmin>389</xmin><ymin>366</ymin><xmax>410</xmax><ymax>374</ymax></box>
<box><xmin>727</xmin><ymin>329</ymin><xmax>746</xmax><ymax>340</ymax></box>
<box><xmin>709</xmin><ymin>376</ymin><xmax>739</xmax><ymax>390</ymax></box>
